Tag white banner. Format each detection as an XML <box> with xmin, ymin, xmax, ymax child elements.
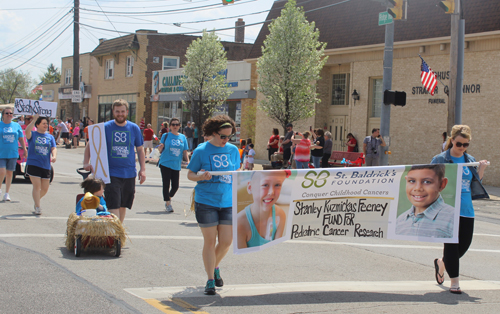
<box><xmin>14</xmin><ymin>98</ymin><xmax>57</xmax><ymax>118</ymax></box>
<box><xmin>233</xmin><ymin>164</ymin><xmax>462</xmax><ymax>254</ymax></box>
<box><xmin>88</xmin><ymin>123</ymin><xmax>110</xmax><ymax>184</ymax></box>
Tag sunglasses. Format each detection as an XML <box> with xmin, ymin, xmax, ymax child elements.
<box><xmin>454</xmin><ymin>142</ymin><xmax>470</xmax><ymax>148</ymax></box>
<box><xmin>4</xmin><ymin>112</ymin><xmax>13</xmax><ymax>115</ymax></box>
<box><xmin>218</xmin><ymin>133</ymin><xmax>235</xmax><ymax>140</ymax></box>
<box><xmin>170</xmin><ymin>123</ymin><xmax>180</xmax><ymax>126</ymax></box>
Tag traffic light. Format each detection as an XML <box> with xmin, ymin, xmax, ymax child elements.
<box><xmin>438</xmin><ymin>1</ymin><xmax>455</xmax><ymax>14</ymax></box>
<box><xmin>384</xmin><ymin>90</ymin><xmax>406</xmax><ymax>107</ymax></box>
<box><xmin>222</xmin><ymin>0</ymin><xmax>234</xmax><ymax>5</ymax></box>
<box><xmin>387</xmin><ymin>0</ymin><xmax>403</xmax><ymax>20</ymax></box>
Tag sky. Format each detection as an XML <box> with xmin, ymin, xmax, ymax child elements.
<box><xmin>0</xmin><ymin>0</ymin><xmax>276</xmax><ymax>83</ymax></box>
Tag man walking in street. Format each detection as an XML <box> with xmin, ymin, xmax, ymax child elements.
<box><xmin>184</xmin><ymin>121</ymin><xmax>194</xmax><ymax>151</ymax></box>
<box><xmin>363</xmin><ymin>128</ymin><xmax>386</xmax><ymax>166</ymax></box>
<box><xmin>282</xmin><ymin>123</ymin><xmax>294</xmax><ymax>168</ymax></box>
<box><xmin>57</xmin><ymin>119</ymin><xmax>70</xmax><ymax>146</ymax></box>
<box><xmin>83</xmin><ymin>99</ymin><xmax>146</xmax><ymax>223</ymax></box>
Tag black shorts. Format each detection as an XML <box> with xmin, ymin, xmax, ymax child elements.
<box><xmin>283</xmin><ymin>148</ymin><xmax>292</xmax><ymax>162</ymax></box>
<box><xmin>26</xmin><ymin>165</ymin><xmax>51</xmax><ymax>179</ymax></box>
<box><xmin>61</xmin><ymin>132</ymin><xmax>70</xmax><ymax>139</ymax></box>
<box><xmin>105</xmin><ymin>176</ymin><xmax>136</xmax><ymax>210</ymax></box>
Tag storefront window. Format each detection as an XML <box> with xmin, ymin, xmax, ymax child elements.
<box><xmin>157</xmin><ymin>101</ymin><xmax>183</xmax><ymax>133</ymax></box>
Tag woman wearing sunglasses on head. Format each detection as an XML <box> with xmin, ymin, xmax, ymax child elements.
<box><xmin>0</xmin><ymin>106</ymin><xmax>27</xmax><ymax>201</ymax></box>
<box><xmin>187</xmin><ymin>115</ymin><xmax>240</xmax><ymax>296</ymax></box>
<box><xmin>430</xmin><ymin>125</ymin><xmax>489</xmax><ymax>295</ymax></box>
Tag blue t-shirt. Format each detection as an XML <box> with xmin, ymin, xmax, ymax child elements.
<box><xmin>187</xmin><ymin>142</ymin><xmax>240</xmax><ymax>208</ymax></box>
<box><xmin>450</xmin><ymin>155</ymin><xmax>474</xmax><ymax>217</ymax></box>
<box><xmin>0</xmin><ymin>121</ymin><xmax>24</xmax><ymax>159</ymax></box>
<box><xmin>159</xmin><ymin>132</ymin><xmax>189</xmax><ymax>171</ymax></box>
<box><xmin>27</xmin><ymin>131</ymin><xmax>56</xmax><ymax>170</ymax></box>
<box><xmin>105</xmin><ymin>120</ymin><xmax>144</xmax><ymax>178</ymax></box>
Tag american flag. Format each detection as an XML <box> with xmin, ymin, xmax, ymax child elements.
<box><xmin>420</xmin><ymin>56</ymin><xmax>437</xmax><ymax>96</ymax></box>
<box><xmin>31</xmin><ymin>81</ymin><xmax>43</xmax><ymax>94</ymax></box>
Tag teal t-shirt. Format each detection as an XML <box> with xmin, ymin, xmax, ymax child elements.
<box><xmin>187</xmin><ymin>141</ymin><xmax>240</xmax><ymax>208</ymax></box>
<box><xmin>0</xmin><ymin>121</ymin><xmax>24</xmax><ymax>159</ymax></box>
<box><xmin>158</xmin><ymin>132</ymin><xmax>188</xmax><ymax>171</ymax></box>
<box><xmin>451</xmin><ymin>155</ymin><xmax>474</xmax><ymax>217</ymax></box>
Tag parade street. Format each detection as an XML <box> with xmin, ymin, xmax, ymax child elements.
<box><xmin>1</xmin><ymin>147</ymin><xmax>500</xmax><ymax>314</ymax></box>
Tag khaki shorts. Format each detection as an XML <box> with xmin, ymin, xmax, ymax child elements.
<box><xmin>144</xmin><ymin>140</ymin><xmax>153</xmax><ymax>149</ymax></box>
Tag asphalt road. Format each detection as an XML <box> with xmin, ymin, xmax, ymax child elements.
<box><xmin>1</xmin><ymin>146</ymin><xmax>499</xmax><ymax>314</ymax></box>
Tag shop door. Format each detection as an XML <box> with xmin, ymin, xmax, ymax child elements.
<box><xmin>329</xmin><ymin>115</ymin><xmax>348</xmax><ymax>152</ymax></box>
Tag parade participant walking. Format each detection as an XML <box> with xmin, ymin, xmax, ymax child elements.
<box><xmin>25</xmin><ymin>114</ymin><xmax>57</xmax><ymax>215</ymax></box>
<box><xmin>431</xmin><ymin>125</ymin><xmax>489</xmax><ymax>294</ymax></box>
<box><xmin>184</xmin><ymin>121</ymin><xmax>194</xmax><ymax>151</ymax></box>
<box><xmin>187</xmin><ymin>115</ymin><xmax>240</xmax><ymax>295</ymax></box>
<box><xmin>158</xmin><ymin>118</ymin><xmax>189</xmax><ymax>213</ymax></box>
<box><xmin>143</xmin><ymin>123</ymin><xmax>155</xmax><ymax>158</ymax></box>
<box><xmin>83</xmin><ymin>99</ymin><xmax>146</xmax><ymax>223</ymax></box>
<box><xmin>72</xmin><ymin>122</ymin><xmax>80</xmax><ymax>147</ymax></box>
<box><xmin>57</xmin><ymin>119</ymin><xmax>70</xmax><ymax>146</ymax></box>
<box><xmin>0</xmin><ymin>106</ymin><xmax>27</xmax><ymax>201</ymax></box>
<box><xmin>363</xmin><ymin>128</ymin><xmax>386</xmax><ymax>166</ymax></box>
<box><xmin>192</xmin><ymin>122</ymin><xmax>199</xmax><ymax>150</ymax></box>
<box><xmin>159</xmin><ymin>121</ymin><xmax>169</xmax><ymax>138</ymax></box>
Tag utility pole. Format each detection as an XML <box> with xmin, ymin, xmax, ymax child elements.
<box><xmin>447</xmin><ymin>0</ymin><xmax>460</xmax><ymax>132</ymax></box>
<box><xmin>379</xmin><ymin>20</ymin><xmax>393</xmax><ymax>166</ymax></box>
<box><xmin>455</xmin><ymin>2</ymin><xmax>465</xmax><ymax>125</ymax></box>
<box><xmin>72</xmin><ymin>0</ymin><xmax>80</xmax><ymax>125</ymax></box>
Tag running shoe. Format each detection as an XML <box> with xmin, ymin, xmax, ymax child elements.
<box><xmin>214</xmin><ymin>268</ymin><xmax>223</xmax><ymax>287</ymax></box>
<box><xmin>34</xmin><ymin>207</ymin><xmax>42</xmax><ymax>215</ymax></box>
<box><xmin>3</xmin><ymin>193</ymin><xmax>10</xmax><ymax>201</ymax></box>
<box><xmin>204</xmin><ymin>279</ymin><xmax>216</xmax><ymax>295</ymax></box>
<box><xmin>165</xmin><ymin>204</ymin><xmax>174</xmax><ymax>213</ymax></box>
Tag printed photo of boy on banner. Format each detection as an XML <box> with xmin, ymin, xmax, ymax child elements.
<box><xmin>232</xmin><ymin>164</ymin><xmax>462</xmax><ymax>255</ymax></box>
<box><xmin>391</xmin><ymin>163</ymin><xmax>460</xmax><ymax>241</ymax></box>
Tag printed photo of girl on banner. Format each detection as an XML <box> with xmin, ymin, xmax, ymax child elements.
<box><xmin>233</xmin><ymin>170</ymin><xmax>296</xmax><ymax>253</ymax></box>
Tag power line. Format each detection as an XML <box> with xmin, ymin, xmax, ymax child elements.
<box><xmin>80</xmin><ymin>0</ymin><xmax>211</xmax><ymax>9</ymax></box>
<box><xmin>0</xmin><ymin>10</ymin><xmax>73</xmax><ymax>62</ymax></box>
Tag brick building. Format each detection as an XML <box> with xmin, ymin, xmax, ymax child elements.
<box><xmin>59</xmin><ymin>53</ymin><xmax>98</xmax><ymax>121</ymax></box>
<box><xmin>247</xmin><ymin>0</ymin><xmax>500</xmax><ymax>186</ymax></box>
<box><xmin>89</xmin><ymin>28</ymin><xmax>253</xmax><ymax>131</ymax></box>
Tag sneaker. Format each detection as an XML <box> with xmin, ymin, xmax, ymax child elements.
<box><xmin>3</xmin><ymin>193</ymin><xmax>11</xmax><ymax>201</ymax></box>
<box><xmin>34</xmin><ymin>207</ymin><xmax>42</xmax><ymax>215</ymax></box>
<box><xmin>165</xmin><ymin>204</ymin><xmax>174</xmax><ymax>213</ymax></box>
<box><xmin>214</xmin><ymin>268</ymin><xmax>223</xmax><ymax>287</ymax></box>
<box><xmin>204</xmin><ymin>279</ymin><xmax>216</xmax><ymax>295</ymax></box>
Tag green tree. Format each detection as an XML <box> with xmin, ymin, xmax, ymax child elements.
<box><xmin>39</xmin><ymin>63</ymin><xmax>61</xmax><ymax>84</ymax></box>
<box><xmin>0</xmin><ymin>69</ymin><xmax>34</xmax><ymax>104</ymax></box>
<box><xmin>182</xmin><ymin>30</ymin><xmax>232</xmax><ymax>142</ymax></box>
<box><xmin>257</xmin><ymin>0</ymin><xmax>327</xmax><ymax>133</ymax></box>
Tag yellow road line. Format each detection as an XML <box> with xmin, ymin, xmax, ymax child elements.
<box><xmin>143</xmin><ymin>299</ymin><xmax>181</xmax><ymax>314</ymax></box>
<box><xmin>171</xmin><ymin>298</ymin><xmax>210</xmax><ymax>314</ymax></box>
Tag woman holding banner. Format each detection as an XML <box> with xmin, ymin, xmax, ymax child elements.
<box><xmin>25</xmin><ymin>114</ymin><xmax>57</xmax><ymax>215</ymax></box>
<box><xmin>0</xmin><ymin>106</ymin><xmax>27</xmax><ymax>201</ymax></box>
<box><xmin>187</xmin><ymin>115</ymin><xmax>240</xmax><ymax>296</ymax></box>
<box><xmin>431</xmin><ymin>125</ymin><xmax>489</xmax><ymax>294</ymax></box>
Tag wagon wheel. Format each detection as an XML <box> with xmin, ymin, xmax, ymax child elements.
<box><xmin>113</xmin><ymin>239</ymin><xmax>121</xmax><ymax>257</ymax></box>
<box><xmin>74</xmin><ymin>235</ymin><xmax>82</xmax><ymax>257</ymax></box>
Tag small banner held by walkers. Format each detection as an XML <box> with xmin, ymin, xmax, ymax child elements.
<box><xmin>14</xmin><ymin>98</ymin><xmax>58</xmax><ymax>118</ymax></box>
<box><xmin>88</xmin><ymin>123</ymin><xmax>110</xmax><ymax>184</ymax></box>
<box><xmin>233</xmin><ymin>164</ymin><xmax>462</xmax><ymax>254</ymax></box>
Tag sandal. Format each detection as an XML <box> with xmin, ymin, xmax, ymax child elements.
<box><xmin>449</xmin><ymin>286</ymin><xmax>462</xmax><ymax>294</ymax></box>
<box><xmin>434</xmin><ymin>258</ymin><xmax>444</xmax><ymax>285</ymax></box>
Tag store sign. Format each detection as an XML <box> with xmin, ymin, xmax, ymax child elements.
<box><xmin>42</xmin><ymin>90</ymin><xmax>54</xmax><ymax>101</ymax></box>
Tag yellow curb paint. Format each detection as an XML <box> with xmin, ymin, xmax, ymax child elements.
<box><xmin>143</xmin><ymin>298</ymin><xmax>181</xmax><ymax>314</ymax></box>
<box><xmin>171</xmin><ymin>298</ymin><xmax>210</xmax><ymax>314</ymax></box>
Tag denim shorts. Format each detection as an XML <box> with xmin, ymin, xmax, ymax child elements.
<box><xmin>195</xmin><ymin>202</ymin><xmax>232</xmax><ymax>228</ymax></box>
<box><xmin>0</xmin><ymin>158</ymin><xmax>17</xmax><ymax>172</ymax></box>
